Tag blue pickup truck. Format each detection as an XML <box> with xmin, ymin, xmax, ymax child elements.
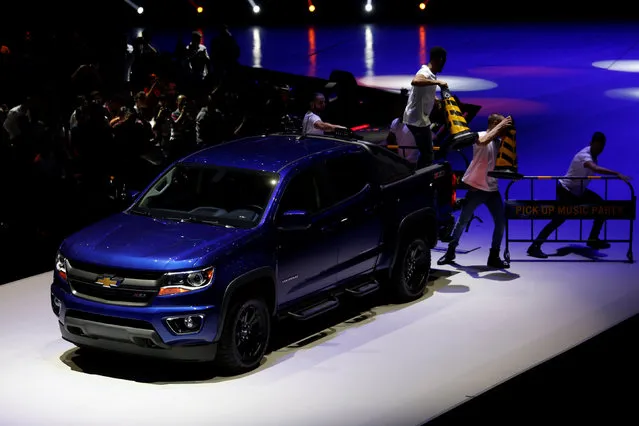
<box><xmin>50</xmin><ymin>133</ymin><xmax>457</xmax><ymax>374</ymax></box>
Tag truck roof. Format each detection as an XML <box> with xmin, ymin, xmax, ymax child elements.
<box><xmin>179</xmin><ymin>134</ymin><xmax>362</xmax><ymax>174</ymax></box>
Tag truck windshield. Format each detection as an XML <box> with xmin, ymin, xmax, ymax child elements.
<box><xmin>130</xmin><ymin>163</ymin><xmax>279</xmax><ymax>228</ymax></box>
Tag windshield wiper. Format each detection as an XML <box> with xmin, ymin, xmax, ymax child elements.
<box><xmin>129</xmin><ymin>208</ymin><xmax>152</xmax><ymax>217</ymax></box>
<box><xmin>129</xmin><ymin>209</ymin><xmax>233</xmax><ymax>227</ymax></box>
<box><xmin>175</xmin><ymin>217</ymin><xmax>232</xmax><ymax>227</ymax></box>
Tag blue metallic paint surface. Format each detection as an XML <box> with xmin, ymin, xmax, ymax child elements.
<box><xmin>60</xmin><ymin>212</ymin><xmax>253</xmax><ymax>272</ymax></box>
<box><xmin>52</xmin><ymin>135</ymin><xmax>363</xmax><ymax>347</ymax></box>
<box><xmin>180</xmin><ymin>134</ymin><xmax>349</xmax><ymax>174</ymax></box>
<box><xmin>51</xmin><ymin>135</ymin><xmax>448</xmax><ymax>352</ymax></box>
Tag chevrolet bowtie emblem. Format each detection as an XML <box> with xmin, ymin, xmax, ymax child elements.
<box><xmin>96</xmin><ymin>276</ymin><xmax>121</xmax><ymax>288</ymax></box>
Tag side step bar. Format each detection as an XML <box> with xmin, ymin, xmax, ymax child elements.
<box><xmin>288</xmin><ymin>297</ymin><xmax>339</xmax><ymax>320</ymax></box>
<box><xmin>345</xmin><ymin>280</ymin><xmax>380</xmax><ymax>297</ymax></box>
<box><xmin>287</xmin><ymin>280</ymin><xmax>380</xmax><ymax>320</ymax></box>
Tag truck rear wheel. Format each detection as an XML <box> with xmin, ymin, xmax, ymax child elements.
<box><xmin>215</xmin><ymin>297</ymin><xmax>271</xmax><ymax>375</ymax></box>
<box><xmin>391</xmin><ymin>236</ymin><xmax>431</xmax><ymax>303</ymax></box>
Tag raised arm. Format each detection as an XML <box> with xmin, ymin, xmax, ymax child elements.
<box><xmin>411</xmin><ymin>74</ymin><xmax>448</xmax><ymax>87</ymax></box>
<box><xmin>477</xmin><ymin>116</ymin><xmax>512</xmax><ymax>146</ymax></box>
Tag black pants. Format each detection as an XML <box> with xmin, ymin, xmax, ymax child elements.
<box><xmin>406</xmin><ymin>124</ymin><xmax>433</xmax><ymax>168</ymax></box>
<box><xmin>533</xmin><ymin>184</ymin><xmax>605</xmax><ymax>245</ymax></box>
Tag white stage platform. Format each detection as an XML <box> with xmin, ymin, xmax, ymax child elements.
<box><xmin>0</xmin><ymin>214</ymin><xmax>637</xmax><ymax>426</ymax></box>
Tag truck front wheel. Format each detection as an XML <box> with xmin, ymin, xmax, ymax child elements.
<box><xmin>215</xmin><ymin>297</ymin><xmax>271</xmax><ymax>375</ymax></box>
<box><xmin>391</xmin><ymin>236</ymin><xmax>431</xmax><ymax>303</ymax></box>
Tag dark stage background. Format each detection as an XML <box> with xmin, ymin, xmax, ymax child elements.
<box><xmin>5</xmin><ymin>0</ymin><xmax>639</xmax><ymax>32</ymax></box>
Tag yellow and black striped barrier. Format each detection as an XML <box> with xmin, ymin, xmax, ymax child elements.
<box><xmin>488</xmin><ymin>121</ymin><xmax>523</xmax><ymax>180</ymax></box>
<box><xmin>440</xmin><ymin>87</ymin><xmax>477</xmax><ymax>149</ymax></box>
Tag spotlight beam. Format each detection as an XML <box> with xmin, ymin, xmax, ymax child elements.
<box><xmin>248</xmin><ymin>0</ymin><xmax>261</xmax><ymax>14</ymax></box>
<box><xmin>123</xmin><ymin>0</ymin><xmax>143</xmax><ymax>14</ymax></box>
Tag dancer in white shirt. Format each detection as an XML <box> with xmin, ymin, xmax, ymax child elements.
<box><xmin>386</xmin><ymin>117</ymin><xmax>419</xmax><ymax>164</ymax></box>
<box><xmin>403</xmin><ymin>46</ymin><xmax>448</xmax><ymax>168</ymax></box>
<box><xmin>437</xmin><ymin>113</ymin><xmax>513</xmax><ymax>269</ymax></box>
<box><xmin>301</xmin><ymin>93</ymin><xmax>345</xmax><ymax>135</ymax></box>
<box><xmin>527</xmin><ymin>132</ymin><xmax>632</xmax><ymax>258</ymax></box>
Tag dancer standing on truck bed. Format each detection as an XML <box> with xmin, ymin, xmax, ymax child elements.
<box><xmin>403</xmin><ymin>46</ymin><xmax>448</xmax><ymax>168</ymax></box>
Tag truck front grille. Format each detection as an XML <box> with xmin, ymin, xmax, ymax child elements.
<box><xmin>68</xmin><ymin>277</ymin><xmax>159</xmax><ymax>306</ymax></box>
<box><xmin>66</xmin><ymin>260</ymin><xmax>163</xmax><ymax>307</ymax></box>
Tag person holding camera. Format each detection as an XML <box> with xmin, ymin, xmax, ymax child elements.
<box><xmin>437</xmin><ymin>113</ymin><xmax>513</xmax><ymax>269</ymax></box>
<box><xmin>169</xmin><ymin>94</ymin><xmax>197</xmax><ymax>158</ymax></box>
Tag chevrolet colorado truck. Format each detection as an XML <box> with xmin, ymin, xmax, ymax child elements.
<box><xmin>50</xmin><ymin>133</ymin><xmax>457</xmax><ymax>374</ymax></box>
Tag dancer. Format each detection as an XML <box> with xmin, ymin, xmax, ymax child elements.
<box><xmin>437</xmin><ymin>113</ymin><xmax>513</xmax><ymax>269</ymax></box>
<box><xmin>527</xmin><ymin>131</ymin><xmax>632</xmax><ymax>258</ymax></box>
<box><xmin>403</xmin><ymin>46</ymin><xmax>448</xmax><ymax>167</ymax></box>
<box><xmin>301</xmin><ymin>93</ymin><xmax>346</xmax><ymax>135</ymax></box>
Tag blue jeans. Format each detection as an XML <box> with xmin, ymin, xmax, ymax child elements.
<box><xmin>449</xmin><ymin>188</ymin><xmax>506</xmax><ymax>251</ymax></box>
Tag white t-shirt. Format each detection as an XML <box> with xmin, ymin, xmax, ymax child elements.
<box><xmin>302</xmin><ymin>111</ymin><xmax>324</xmax><ymax>135</ymax></box>
<box><xmin>559</xmin><ymin>146</ymin><xmax>596</xmax><ymax>196</ymax></box>
<box><xmin>389</xmin><ymin>118</ymin><xmax>419</xmax><ymax>163</ymax></box>
<box><xmin>462</xmin><ymin>131</ymin><xmax>499</xmax><ymax>192</ymax></box>
<box><xmin>403</xmin><ymin>65</ymin><xmax>437</xmax><ymax>128</ymax></box>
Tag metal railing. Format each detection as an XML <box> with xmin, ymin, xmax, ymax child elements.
<box><xmin>503</xmin><ymin>176</ymin><xmax>636</xmax><ymax>263</ymax></box>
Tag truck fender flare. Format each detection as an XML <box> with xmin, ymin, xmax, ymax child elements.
<box><xmin>389</xmin><ymin>207</ymin><xmax>437</xmax><ymax>275</ymax></box>
<box><xmin>215</xmin><ymin>267</ymin><xmax>277</xmax><ymax>341</ymax></box>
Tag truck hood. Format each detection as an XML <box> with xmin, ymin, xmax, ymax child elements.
<box><xmin>61</xmin><ymin>212</ymin><xmax>252</xmax><ymax>271</ymax></box>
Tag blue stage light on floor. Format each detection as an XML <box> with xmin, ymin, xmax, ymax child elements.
<box><xmin>593</xmin><ymin>60</ymin><xmax>639</xmax><ymax>72</ymax></box>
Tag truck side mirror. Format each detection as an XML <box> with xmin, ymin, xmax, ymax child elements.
<box><xmin>120</xmin><ymin>189</ymin><xmax>140</xmax><ymax>204</ymax></box>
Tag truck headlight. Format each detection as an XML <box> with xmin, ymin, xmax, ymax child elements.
<box><xmin>55</xmin><ymin>251</ymin><xmax>68</xmax><ymax>281</ymax></box>
<box><xmin>159</xmin><ymin>267</ymin><xmax>215</xmax><ymax>296</ymax></box>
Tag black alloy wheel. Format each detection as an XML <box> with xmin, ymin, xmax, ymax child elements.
<box><xmin>234</xmin><ymin>302</ymin><xmax>268</xmax><ymax>365</ymax></box>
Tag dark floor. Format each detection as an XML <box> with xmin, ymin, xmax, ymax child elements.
<box><xmin>426</xmin><ymin>313</ymin><xmax>638</xmax><ymax>424</ymax></box>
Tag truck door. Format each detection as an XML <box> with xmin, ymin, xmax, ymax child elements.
<box><xmin>320</xmin><ymin>149</ymin><xmax>384</xmax><ymax>283</ymax></box>
<box><xmin>275</xmin><ymin>166</ymin><xmax>341</xmax><ymax>304</ymax></box>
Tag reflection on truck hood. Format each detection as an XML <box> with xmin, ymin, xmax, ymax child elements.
<box><xmin>61</xmin><ymin>212</ymin><xmax>251</xmax><ymax>271</ymax></box>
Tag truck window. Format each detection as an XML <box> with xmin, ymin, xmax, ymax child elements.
<box><xmin>132</xmin><ymin>164</ymin><xmax>278</xmax><ymax>228</ymax></box>
<box><xmin>366</xmin><ymin>145</ymin><xmax>414</xmax><ymax>185</ymax></box>
<box><xmin>323</xmin><ymin>151</ymin><xmax>370</xmax><ymax>205</ymax></box>
<box><xmin>277</xmin><ymin>168</ymin><xmax>322</xmax><ymax>215</ymax></box>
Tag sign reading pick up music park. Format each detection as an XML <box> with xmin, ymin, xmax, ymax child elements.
<box><xmin>505</xmin><ymin>200</ymin><xmax>636</xmax><ymax>220</ymax></box>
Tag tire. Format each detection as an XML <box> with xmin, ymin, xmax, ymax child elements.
<box><xmin>390</xmin><ymin>236</ymin><xmax>431</xmax><ymax>303</ymax></box>
<box><xmin>215</xmin><ymin>297</ymin><xmax>271</xmax><ymax>375</ymax></box>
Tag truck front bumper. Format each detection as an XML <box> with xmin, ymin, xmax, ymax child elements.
<box><xmin>51</xmin><ymin>285</ymin><xmax>220</xmax><ymax>362</ymax></box>
<box><xmin>58</xmin><ymin>317</ymin><xmax>217</xmax><ymax>361</ymax></box>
